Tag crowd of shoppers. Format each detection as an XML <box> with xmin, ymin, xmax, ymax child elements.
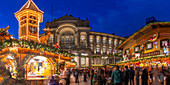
<box><xmin>48</xmin><ymin>65</ymin><xmax>170</xmax><ymax>85</ymax></box>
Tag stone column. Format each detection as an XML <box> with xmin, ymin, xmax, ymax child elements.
<box><xmin>75</xmin><ymin>32</ymin><xmax>78</xmax><ymax>45</ymax></box>
<box><xmin>106</xmin><ymin>37</ymin><xmax>109</xmax><ymax>55</ymax></box>
<box><xmin>77</xmin><ymin>32</ymin><xmax>80</xmax><ymax>47</ymax></box>
<box><xmin>100</xmin><ymin>36</ymin><xmax>103</xmax><ymax>55</ymax></box>
<box><xmin>94</xmin><ymin>35</ymin><xmax>96</xmax><ymax>54</ymax></box>
<box><xmin>57</xmin><ymin>33</ymin><xmax>60</xmax><ymax>44</ymax></box>
<box><xmin>78</xmin><ymin>53</ymin><xmax>81</xmax><ymax>68</ymax></box>
<box><xmin>86</xmin><ymin>32</ymin><xmax>89</xmax><ymax>48</ymax></box>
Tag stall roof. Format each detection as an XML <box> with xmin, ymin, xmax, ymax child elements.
<box><xmin>117</xmin><ymin>22</ymin><xmax>170</xmax><ymax>50</ymax></box>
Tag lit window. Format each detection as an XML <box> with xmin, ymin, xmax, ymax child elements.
<box><xmin>96</xmin><ymin>58</ymin><xmax>101</xmax><ymax>64</ymax></box>
<box><xmin>109</xmin><ymin>40</ymin><xmax>112</xmax><ymax>45</ymax></box>
<box><xmin>90</xmin><ymin>37</ymin><xmax>93</xmax><ymax>43</ymax></box>
<box><xmin>109</xmin><ymin>48</ymin><xmax>112</xmax><ymax>53</ymax></box>
<box><xmin>119</xmin><ymin>40</ymin><xmax>122</xmax><ymax>45</ymax></box>
<box><xmin>91</xmin><ymin>46</ymin><xmax>93</xmax><ymax>51</ymax></box>
<box><xmin>81</xmin><ymin>35</ymin><xmax>85</xmax><ymax>40</ymax></box>
<box><xmin>49</xmin><ymin>35</ymin><xmax>53</xmax><ymax>42</ymax></box>
<box><xmin>66</xmin><ymin>38</ymin><xmax>69</xmax><ymax>42</ymax></box>
<box><xmin>61</xmin><ymin>38</ymin><xmax>64</xmax><ymax>42</ymax></box>
<box><xmin>119</xmin><ymin>50</ymin><xmax>122</xmax><ymax>52</ymax></box>
<box><xmin>96</xmin><ymin>47</ymin><xmax>100</xmax><ymax>53</ymax></box>
<box><xmin>71</xmin><ymin>37</ymin><xmax>74</xmax><ymax>42</ymax></box>
<box><xmin>103</xmin><ymin>47</ymin><xmax>106</xmax><ymax>53</ymax></box>
<box><xmin>97</xmin><ymin>38</ymin><xmax>100</xmax><ymax>43</ymax></box>
<box><xmin>103</xmin><ymin>39</ymin><xmax>106</xmax><ymax>44</ymax></box>
<box><xmin>114</xmin><ymin>39</ymin><xmax>117</xmax><ymax>46</ymax></box>
<box><xmin>114</xmin><ymin>50</ymin><xmax>117</xmax><ymax>53</ymax></box>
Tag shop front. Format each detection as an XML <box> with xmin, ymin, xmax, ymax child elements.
<box><xmin>26</xmin><ymin>56</ymin><xmax>55</xmax><ymax>79</ymax></box>
<box><xmin>117</xmin><ymin>22</ymin><xmax>170</xmax><ymax>69</ymax></box>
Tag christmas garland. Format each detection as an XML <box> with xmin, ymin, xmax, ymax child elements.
<box><xmin>116</xmin><ymin>54</ymin><xmax>170</xmax><ymax>64</ymax></box>
<box><xmin>0</xmin><ymin>39</ymin><xmax>75</xmax><ymax>57</ymax></box>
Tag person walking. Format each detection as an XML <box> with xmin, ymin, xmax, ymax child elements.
<box><xmin>74</xmin><ymin>68</ymin><xmax>79</xmax><ymax>83</ymax></box>
<box><xmin>83</xmin><ymin>69</ymin><xmax>87</xmax><ymax>82</ymax></box>
<box><xmin>151</xmin><ymin>66</ymin><xmax>163</xmax><ymax>85</ymax></box>
<box><xmin>142</xmin><ymin>68</ymin><xmax>148</xmax><ymax>85</ymax></box>
<box><xmin>124</xmin><ymin>66</ymin><xmax>130</xmax><ymax>85</ymax></box>
<box><xmin>129</xmin><ymin>67</ymin><xmax>135</xmax><ymax>85</ymax></box>
<box><xmin>135</xmin><ymin>67</ymin><xmax>140</xmax><ymax>85</ymax></box>
<box><xmin>149</xmin><ymin>67</ymin><xmax>153</xmax><ymax>85</ymax></box>
<box><xmin>92</xmin><ymin>72</ymin><xmax>97</xmax><ymax>85</ymax></box>
<box><xmin>88</xmin><ymin>68</ymin><xmax>90</xmax><ymax>78</ymax></box>
<box><xmin>166</xmin><ymin>67</ymin><xmax>170</xmax><ymax>85</ymax></box>
<box><xmin>65</xmin><ymin>67</ymin><xmax>71</xmax><ymax>85</ymax></box>
<box><xmin>159</xmin><ymin>70</ymin><xmax>164</xmax><ymax>85</ymax></box>
<box><xmin>99</xmin><ymin>67</ymin><xmax>104</xmax><ymax>85</ymax></box>
<box><xmin>111</xmin><ymin>66</ymin><xmax>124</xmax><ymax>85</ymax></box>
<box><xmin>91</xmin><ymin>68</ymin><xmax>95</xmax><ymax>85</ymax></box>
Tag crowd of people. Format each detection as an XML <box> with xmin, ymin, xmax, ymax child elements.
<box><xmin>90</xmin><ymin>66</ymin><xmax>170</xmax><ymax>85</ymax></box>
<box><xmin>48</xmin><ymin>66</ymin><xmax>170</xmax><ymax>85</ymax></box>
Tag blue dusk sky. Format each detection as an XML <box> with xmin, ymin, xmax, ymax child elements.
<box><xmin>0</xmin><ymin>0</ymin><xmax>170</xmax><ymax>39</ymax></box>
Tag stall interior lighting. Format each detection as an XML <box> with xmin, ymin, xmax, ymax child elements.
<box><xmin>6</xmin><ymin>55</ymin><xmax>13</xmax><ymax>60</ymax></box>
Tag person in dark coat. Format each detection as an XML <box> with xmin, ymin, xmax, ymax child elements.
<box><xmin>75</xmin><ymin>68</ymin><xmax>79</xmax><ymax>83</ymax></box>
<box><xmin>124</xmin><ymin>66</ymin><xmax>130</xmax><ymax>85</ymax></box>
<box><xmin>111</xmin><ymin>66</ymin><xmax>124</xmax><ymax>85</ymax></box>
<box><xmin>166</xmin><ymin>68</ymin><xmax>170</xmax><ymax>85</ymax></box>
<box><xmin>129</xmin><ymin>67</ymin><xmax>135</xmax><ymax>85</ymax></box>
<box><xmin>135</xmin><ymin>67</ymin><xmax>140</xmax><ymax>85</ymax></box>
<box><xmin>65</xmin><ymin>68</ymin><xmax>70</xmax><ymax>85</ymax></box>
<box><xmin>83</xmin><ymin>69</ymin><xmax>87</xmax><ymax>82</ymax></box>
<box><xmin>142</xmin><ymin>68</ymin><xmax>148</xmax><ymax>85</ymax></box>
<box><xmin>99</xmin><ymin>68</ymin><xmax>104</xmax><ymax>85</ymax></box>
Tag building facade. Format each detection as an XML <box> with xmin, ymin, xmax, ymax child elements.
<box><xmin>117</xmin><ymin>21</ymin><xmax>170</xmax><ymax>62</ymax></box>
<box><xmin>41</xmin><ymin>14</ymin><xmax>125</xmax><ymax>67</ymax></box>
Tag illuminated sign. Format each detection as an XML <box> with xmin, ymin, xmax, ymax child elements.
<box><xmin>140</xmin><ymin>51</ymin><xmax>160</xmax><ymax>57</ymax></box>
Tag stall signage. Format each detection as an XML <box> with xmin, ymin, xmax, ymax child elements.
<box><xmin>159</xmin><ymin>33</ymin><xmax>170</xmax><ymax>36</ymax></box>
<box><xmin>140</xmin><ymin>51</ymin><xmax>160</xmax><ymax>57</ymax></box>
<box><xmin>148</xmin><ymin>31</ymin><xmax>158</xmax><ymax>42</ymax></box>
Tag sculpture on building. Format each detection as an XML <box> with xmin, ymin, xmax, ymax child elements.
<box><xmin>0</xmin><ymin>26</ymin><xmax>13</xmax><ymax>42</ymax></box>
<box><xmin>39</xmin><ymin>28</ymin><xmax>52</xmax><ymax>45</ymax></box>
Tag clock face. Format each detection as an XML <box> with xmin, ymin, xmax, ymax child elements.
<box><xmin>29</xmin><ymin>26</ymin><xmax>37</xmax><ymax>34</ymax></box>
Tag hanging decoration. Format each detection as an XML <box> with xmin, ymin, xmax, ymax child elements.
<box><xmin>54</xmin><ymin>42</ymin><xmax>59</xmax><ymax>49</ymax></box>
<box><xmin>163</xmin><ymin>42</ymin><xmax>169</xmax><ymax>55</ymax></box>
<box><xmin>148</xmin><ymin>31</ymin><xmax>158</xmax><ymax>42</ymax></box>
<box><xmin>140</xmin><ymin>44</ymin><xmax>144</xmax><ymax>50</ymax></box>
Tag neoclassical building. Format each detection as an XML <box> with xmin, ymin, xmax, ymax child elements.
<box><xmin>40</xmin><ymin>14</ymin><xmax>125</xmax><ymax>67</ymax></box>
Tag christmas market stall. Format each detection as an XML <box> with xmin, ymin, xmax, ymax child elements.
<box><xmin>117</xmin><ymin>21</ymin><xmax>170</xmax><ymax>70</ymax></box>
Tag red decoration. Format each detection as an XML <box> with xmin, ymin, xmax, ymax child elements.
<box><xmin>54</xmin><ymin>42</ymin><xmax>59</xmax><ymax>48</ymax></box>
<box><xmin>0</xmin><ymin>32</ymin><xmax>3</xmax><ymax>36</ymax></box>
<box><xmin>148</xmin><ymin>31</ymin><xmax>158</xmax><ymax>42</ymax></box>
<box><xmin>29</xmin><ymin>26</ymin><xmax>37</xmax><ymax>34</ymax></box>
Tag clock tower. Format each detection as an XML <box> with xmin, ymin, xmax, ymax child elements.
<box><xmin>15</xmin><ymin>0</ymin><xmax>43</xmax><ymax>42</ymax></box>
